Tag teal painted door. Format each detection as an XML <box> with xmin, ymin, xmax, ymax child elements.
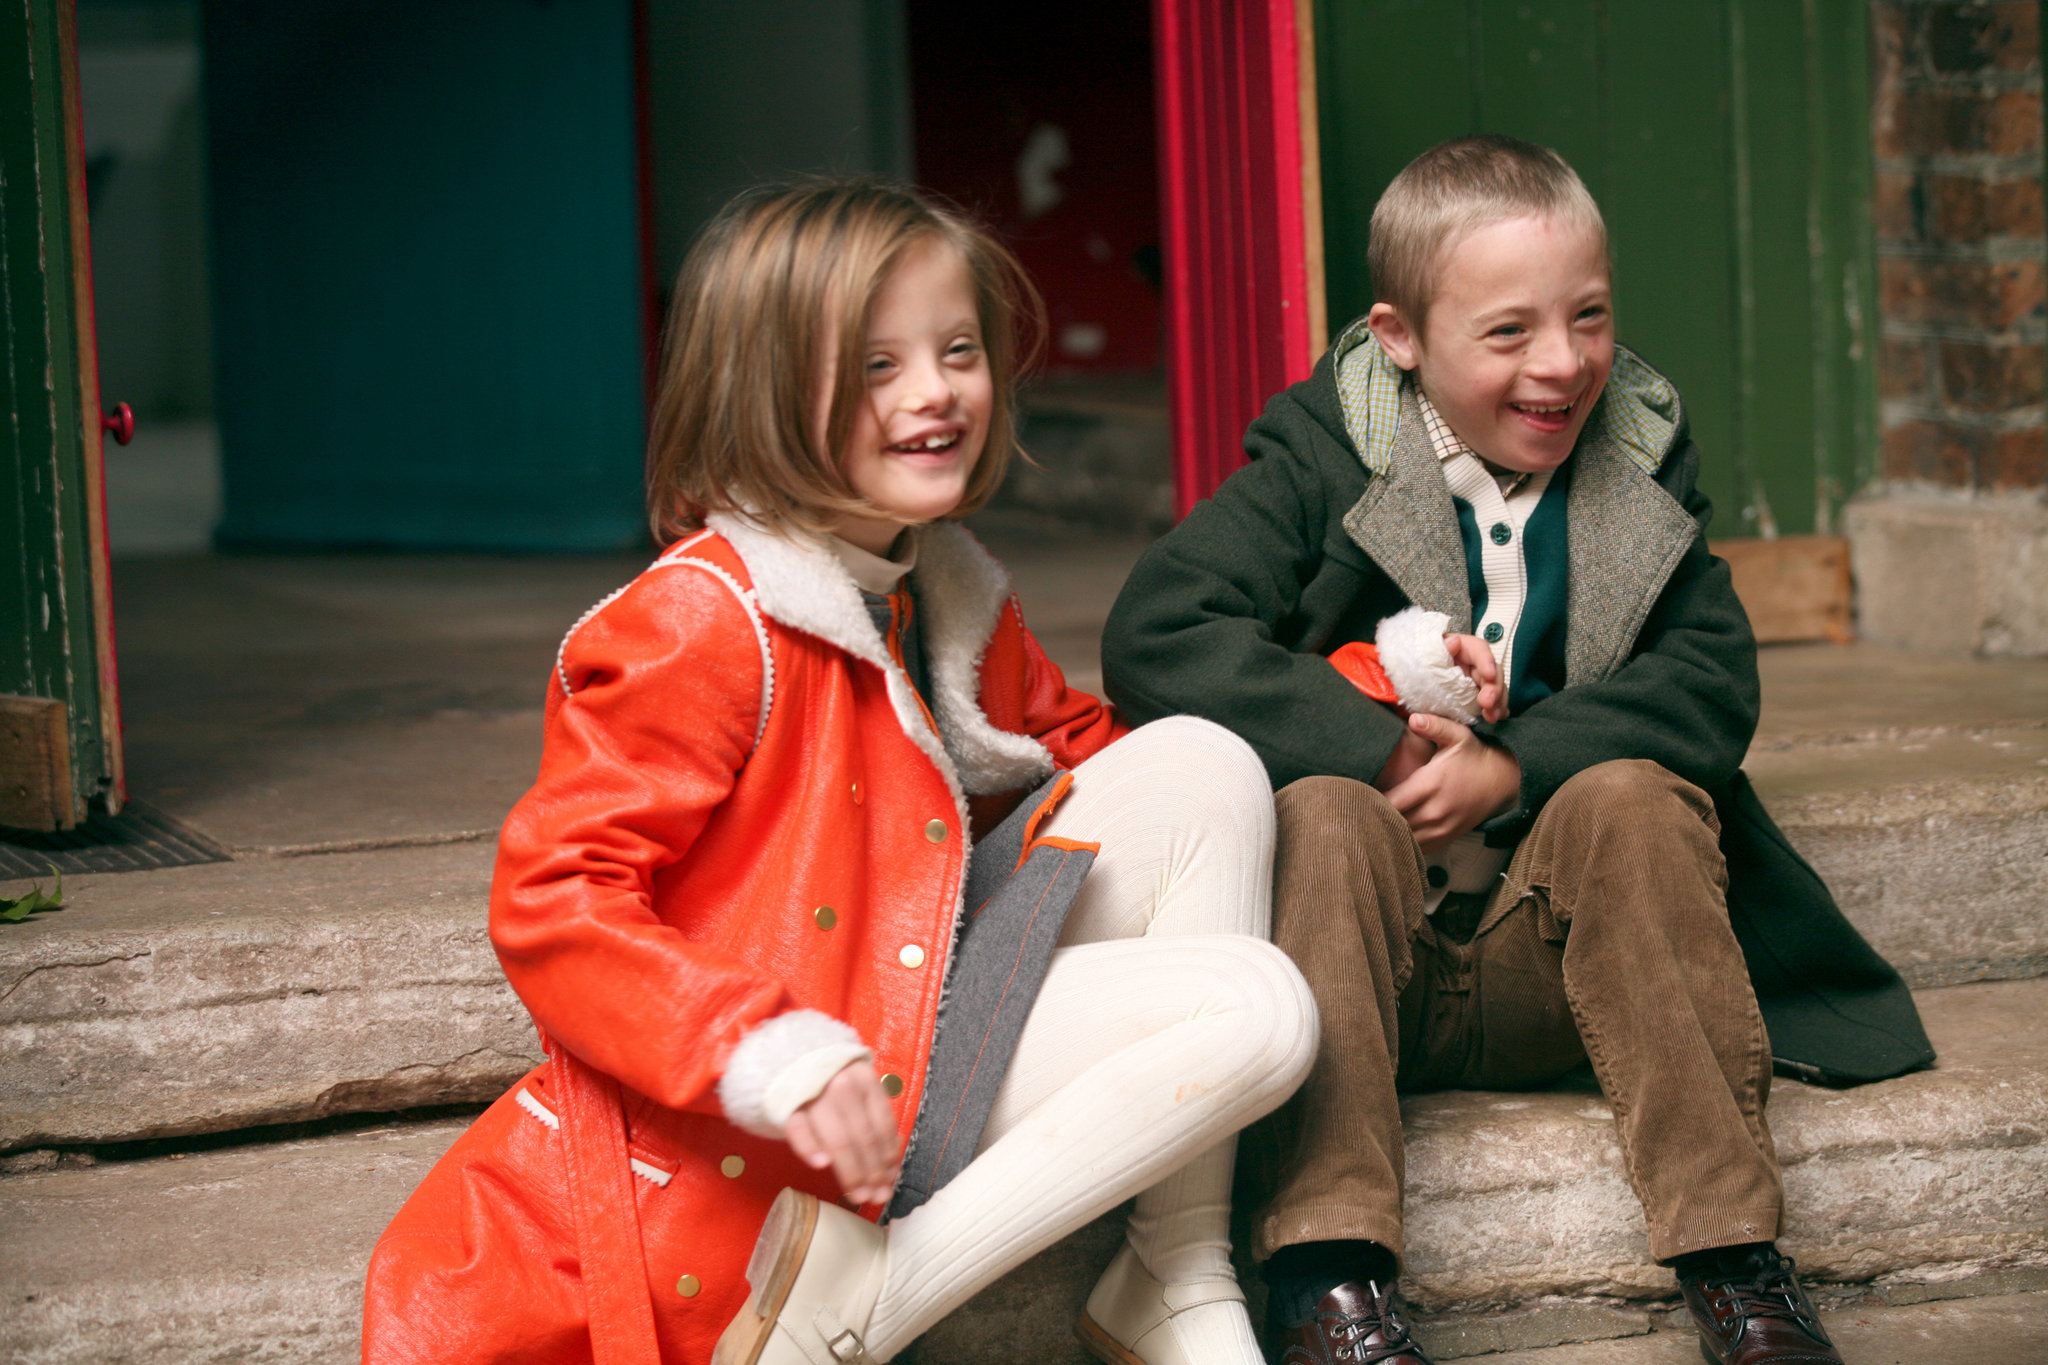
<box><xmin>1315</xmin><ymin>0</ymin><xmax>1878</xmax><ymax>538</ymax></box>
<box><xmin>203</xmin><ymin>0</ymin><xmax>646</xmax><ymax>550</ymax></box>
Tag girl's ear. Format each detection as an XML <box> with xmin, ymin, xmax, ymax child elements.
<box><xmin>1367</xmin><ymin>302</ymin><xmax>1422</xmax><ymax>372</ymax></box>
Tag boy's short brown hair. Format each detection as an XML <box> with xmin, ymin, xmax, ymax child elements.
<box><xmin>1368</xmin><ymin>135</ymin><xmax>1608</xmax><ymax>326</ymax></box>
<box><xmin>648</xmin><ymin>179</ymin><xmax>1041</xmax><ymax>543</ymax></box>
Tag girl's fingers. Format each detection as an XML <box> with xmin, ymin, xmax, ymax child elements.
<box><xmin>846</xmin><ymin>1090</ymin><xmax>897</xmax><ymax>1195</ymax></box>
<box><xmin>803</xmin><ymin>1099</ymin><xmax>851</xmax><ymax>1172</ymax></box>
<box><xmin>784</xmin><ymin>1111</ymin><xmax>829</xmax><ymax>1169</ymax></box>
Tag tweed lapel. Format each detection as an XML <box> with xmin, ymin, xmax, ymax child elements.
<box><xmin>1340</xmin><ymin>384</ymin><xmax>1473</xmax><ymax>627</ymax></box>
<box><xmin>1563</xmin><ymin>427</ymin><xmax>1701</xmax><ymax>685</ymax></box>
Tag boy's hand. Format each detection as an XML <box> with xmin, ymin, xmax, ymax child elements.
<box><xmin>784</xmin><ymin>1060</ymin><xmax>902</xmax><ymax>1206</ymax></box>
<box><xmin>1441</xmin><ymin>633</ymin><xmax>1508</xmax><ymax>723</ymax></box>
<box><xmin>1387</xmin><ymin>713</ymin><xmax>1521</xmax><ymax>851</ymax></box>
<box><xmin>1374</xmin><ymin>726</ymin><xmax>1438</xmax><ymax>791</ymax></box>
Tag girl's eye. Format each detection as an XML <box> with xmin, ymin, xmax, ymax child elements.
<box><xmin>866</xmin><ymin>356</ymin><xmax>895</xmax><ymax>376</ymax></box>
<box><xmin>947</xmin><ymin>339</ymin><xmax>981</xmax><ymax>360</ymax></box>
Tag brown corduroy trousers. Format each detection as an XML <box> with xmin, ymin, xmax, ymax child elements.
<box><xmin>1246</xmin><ymin>760</ymin><xmax>1783</xmax><ymax>1266</ymax></box>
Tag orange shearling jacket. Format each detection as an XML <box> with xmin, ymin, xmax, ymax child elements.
<box><xmin>362</xmin><ymin>513</ymin><xmax>1123</xmax><ymax>1365</ymax></box>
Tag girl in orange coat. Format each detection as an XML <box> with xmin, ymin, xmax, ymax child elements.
<box><xmin>362</xmin><ymin>181</ymin><xmax>1316</xmax><ymax>1365</ymax></box>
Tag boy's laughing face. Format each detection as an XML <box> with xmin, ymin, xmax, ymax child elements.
<box><xmin>1368</xmin><ymin>212</ymin><xmax>1614</xmax><ymax>475</ymax></box>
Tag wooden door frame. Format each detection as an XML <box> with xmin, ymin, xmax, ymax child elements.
<box><xmin>1152</xmin><ymin>0</ymin><xmax>1325</xmax><ymax>515</ymax></box>
<box><xmin>2</xmin><ymin>0</ymin><xmax>123</xmax><ymax>828</ymax></box>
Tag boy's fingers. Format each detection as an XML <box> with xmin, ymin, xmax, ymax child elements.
<box><xmin>1409</xmin><ymin>712</ymin><xmax>1472</xmax><ymax>748</ymax></box>
<box><xmin>1445</xmin><ymin>634</ymin><xmax>1499</xmax><ymax>683</ymax></box>
<box><xmin>1386</xmin><ymin>773</ymin><xmax>1425</xmax><ymax>813</ymax></box>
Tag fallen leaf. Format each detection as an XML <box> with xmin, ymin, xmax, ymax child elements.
<box><xmin>0</xmin><ymin>868</ymin><xmax>64</xmax><ymax>922</ymax></box>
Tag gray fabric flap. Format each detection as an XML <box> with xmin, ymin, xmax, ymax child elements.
<box><xmin>887</xmin><ymin>779</ymin><xmax>1093</xmax><ymax>1220</ymax></box>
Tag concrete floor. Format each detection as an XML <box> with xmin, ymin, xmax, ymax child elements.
<box><xmin>99</xmin><ymin>519</ymin><xmax>2047</xmax><ymax>856</ymax></box>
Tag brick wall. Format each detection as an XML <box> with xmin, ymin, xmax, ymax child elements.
<box><xmin>1872</xmin><ymin>0</ymin><xmax>2047</xmax><ymax>491</ymax></box>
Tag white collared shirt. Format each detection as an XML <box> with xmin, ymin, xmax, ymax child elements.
<box><xmin>1413</xmin><ymin>390</ymin><xmax>1556</xmax><ymax>915</ymax></box>
<box><xmin>826</xmin><ymin>531</ymin><xmax>918</xmax><ymax>596</ymax></box>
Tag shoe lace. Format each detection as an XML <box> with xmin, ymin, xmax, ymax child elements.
<box><xmin>1703</xmin><ymin>1253</ymin><xmax>1832</xmax><ymax>1345</ymax></box>
<box><xmin>1319</xmin><ymin>1281</ymin><xmax>1423</xmax><ymax>1364</ymax></box>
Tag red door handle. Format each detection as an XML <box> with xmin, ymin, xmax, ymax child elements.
<box><xmin>101</xmin><ymin>403</ymin><xmax>134</xmax><ymax>445</ymax></box>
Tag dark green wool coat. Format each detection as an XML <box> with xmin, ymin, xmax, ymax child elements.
<box><xmin>1102</xmin><ymin>329</ymin><xmax>1933</xmax><ymax>1086</ymax></box>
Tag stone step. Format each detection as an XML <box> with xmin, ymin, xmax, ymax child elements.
<box><xmin>1742</xmin><ymin>720</ymin><xmax>2048</xmax><ymax>989</ymax></box>
<box><xmin>4</xmin><ymin>979</ymin><xmax>2042</xmax><ymax>1364</ymax></box>
<box><xmin>5</xmin><ymin>727</ymin><xmax>2041</xmax><ymax>1150</ymax></box>
<box><xmin>0</xmin><ymin>841</ymin><xmax>537</xmax><ymax>1151</ymax></box>
<box><xmin>1463</xmin><ymin>1288</ymin><xmax>2048</xmax><ymax>1364</ymax></box>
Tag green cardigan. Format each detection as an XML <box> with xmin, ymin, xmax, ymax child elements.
<box><xmin>1102</xmin><ymin>327</ymin><xmax>1933</xmax><ymax>1085</ymax></box>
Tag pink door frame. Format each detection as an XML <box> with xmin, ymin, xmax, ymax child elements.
<box><xmin>1152</xmin><ymin>0</ymin><xmax>1325</xmax><ymax>516</ymax></box>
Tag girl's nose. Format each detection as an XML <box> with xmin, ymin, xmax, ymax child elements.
<box><xmin>903</xmin><ymin>358</ymin><xmax>956</xmax><ymax>411</ymax></box>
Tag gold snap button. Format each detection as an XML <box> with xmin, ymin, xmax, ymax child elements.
<box><xmin>676</xmin><ymin>1274</ymin><xmax>701</xmax><ymax>1297</ymax></box>
<box><xmin>851</xmin><ymin>780</ymin><xmax>863</xmax><ymax>805</ymax></box>
<box><xmin>814</xmin><ymin>905</ymin><xmax>837</xmax><ymax>930</ymax></box>
<box><xmin>720</xmin><ymin>1155</ymin><xmax>746</xmax><ymax>1179</ymax></box>
<box><xmin>924</xmin><ymin>819</ymin><xmax>948</xmax><ymax>843</ymax></box>
<box><xmin>899</xmin><ymin>944</ymin><xmax>925</xmax><ymax>969</ymax></box>
<box><xmin>880</xmin><ymin>1073</ymin><xmax>905</xmax><ymax>1098</ymax></box>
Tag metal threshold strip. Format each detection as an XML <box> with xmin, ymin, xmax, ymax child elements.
<box><xmin>0</xmin><ymin>800</ymin><xmax>231</xmax><ymax>877</ymax></box>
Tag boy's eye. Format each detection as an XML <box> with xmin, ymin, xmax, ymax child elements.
<box><xmin>1489</xmin><ymin>324</ymin><xmax>1524</xmax><ymax>339</ymax></box>
<box><xmin>1576</xmin><ymin>305</ymin><xmax>1609</xmax><ymax>323</ymax></box>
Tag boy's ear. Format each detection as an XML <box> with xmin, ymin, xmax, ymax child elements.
<box><xmin>1367</xmin><ymin>302</ymin><xmax>1421</xmax><ymax>371</ymax></box>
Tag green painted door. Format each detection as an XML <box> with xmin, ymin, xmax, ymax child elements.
<box><xmin>203</xmin><ymin>0</ymin><xmax>646</xmax><ymax>550</ymax></box>
<box><xmin>4</xmin><ymin>0</ymin><xmax>123</xmax><ymax>827</ymax></box>
<box><xmin>1315</xmin><ymin>0</ymin><xmax>1878</xmax><ymax>538</ymax></box>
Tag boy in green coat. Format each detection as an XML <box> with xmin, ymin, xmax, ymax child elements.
<box><xmin>1101</xmin><ymin>136</ymin><xmax>1931</xmax><ymax>1365</ymax></box>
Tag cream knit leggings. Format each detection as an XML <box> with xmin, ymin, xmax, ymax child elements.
<box><xmin>863</xmin><ymin>716</ymin><xmax>1320</xmax><ymax>1358</ymax></box>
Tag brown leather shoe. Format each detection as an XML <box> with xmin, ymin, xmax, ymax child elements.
<box><xmin>1272</xmin><ymin>1281</ymin><xmax>1433</xmax><ymax>1365</ymax></box>
<box><xmin>1680</xmin><ymin>1250</ymin><xmax>1843</xmax><ymax>1364</ymax></box>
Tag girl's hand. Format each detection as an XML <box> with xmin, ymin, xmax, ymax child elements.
<box><xmin>784</xmin><ymin>1060</ymin><xmax>903</xmax><ymax>1207</ymax></box>
<box><xmin>1387</xmin><ymin>712</ymin><xmax>1521</xmax><ymax>851</ymax></box>
<box><xmin>1441</xmin><ymin>634</ymin><xmax>1508</xmax><ymax>723</ymax></box>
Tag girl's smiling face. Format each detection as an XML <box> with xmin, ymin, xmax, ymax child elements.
<box><xmin>828</xmin><ymin>236</ymin><xmax>993</xmax><ymax>555</ymax></box>
<box><xmin>1368</xmin><ymin>212</ymin><xmax>1614</xmax><ymax>475</ymax></box>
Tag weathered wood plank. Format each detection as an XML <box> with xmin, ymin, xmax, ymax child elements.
<box><xmin>0</xmin><ymin>694</ymin><xmax>74</xmax><ymax>831</ymax></box>
<box><xmin>1710</xmin><ymin>533</ymin><xmax>1855</xmax><ymax>645</ymax></box>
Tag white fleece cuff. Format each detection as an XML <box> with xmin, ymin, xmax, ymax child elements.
<box><xmin>718</xmin><ymin>1009</ymin><xmax>873</xmax><ymax>1139</ymax></box>
<box><xmin>1376</xmin><ymin>605</ymin><xmax>1482</xmax><ymax>724</ymax></box>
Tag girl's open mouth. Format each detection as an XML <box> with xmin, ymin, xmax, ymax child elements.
<box><xmin>889</xmin><ymin>431</ymin><xmax>961</xmax><ymax>454</ymax></box>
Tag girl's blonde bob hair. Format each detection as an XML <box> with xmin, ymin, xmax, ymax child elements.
<box><xmin>648</xmin><ymin>179</ymin><xmax>1042</xmax><ymax>543</ymax></box>
<box><xmin>1368</xmin><ymin>134</ymin><xmax>1608</xmax><ymax>327</ymax></box>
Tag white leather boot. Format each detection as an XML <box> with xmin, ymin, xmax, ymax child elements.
<box><xmin>1076</xmin><ymin>1242</ymin><xmax>1258</xmax><ymax>1365</ymax></box>
<box><xmin>713</xmin><ymin>1188</ymin><xmax>889</xmax><ymax>1365</ymax></box>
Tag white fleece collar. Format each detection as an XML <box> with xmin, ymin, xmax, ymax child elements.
<box><xmin>704</xmin><ymin>512</ymin><xmax>1054</xmax><ymax>799</ymax></box>
<box><xmin>913</xmin><ymin>524</ymin><xmax>1059</xmax><ymax>797</ymax></box>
